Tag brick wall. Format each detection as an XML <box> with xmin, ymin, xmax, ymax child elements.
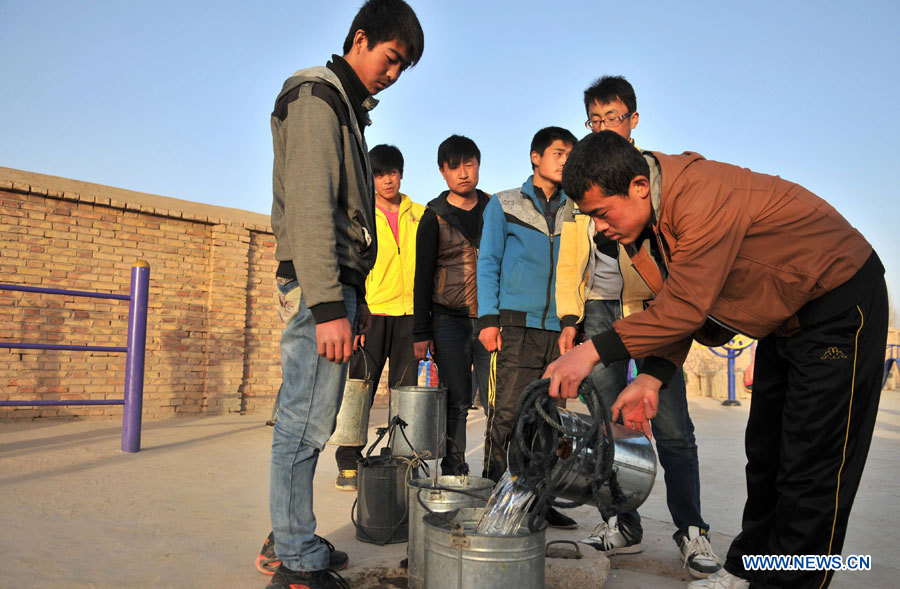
<box><xmin>0</xmin><ymin>167</ymin><xmax>281</xmax><ymax>419</ymax></box>
<box><xmin>1</xmin><ymin>166</ymin><xmax>897</xmax><ymax>420</ymax></box>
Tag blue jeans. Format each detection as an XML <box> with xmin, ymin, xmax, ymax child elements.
<box><xmin>270</xmin><ymin>281</ymin><xmax>357</xmax><ymax>571</ymax></box>
<box><xmin>584</xmin><ymin>299</ymin><xmax>708</xmax><ymax>539</ymax></box>
<box><xmin>431</xmin><ymin>312</ymin><xmax>492</xmax><ymax>473</ymax></box>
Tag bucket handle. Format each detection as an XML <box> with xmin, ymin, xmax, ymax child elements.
<box><xmin>545</xmin><ymin>540</ymin><xmax>583</xmax><ymax>560</ymax></box>
<box><xmin>363</xmin><ymin>415</ymin><xmax>433</xmax><ymax>470</ymax></box>
<box><xmin>394</xmin><ymin>356</ymin><xmax>440</xmax><ymax>388</ymax></box>
<box><xmin>352</xmin><ymin>346</ymin><xmax>378</xmax><ymax>384</ymax></box>
<box><xmin>362</xmin><ymin>418</ymin><xmax>395</xmax><ymax>459</ymax></box>
<box><xmin>445</xmin><ymin>436</ymin><xmax>470</xmax><ymax>476</ymax></box>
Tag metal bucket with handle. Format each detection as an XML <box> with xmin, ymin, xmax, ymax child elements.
<box><xmin>327</xmin><ymin>347</ymin><xmax>376</xmax><ymax>447</ymax></box>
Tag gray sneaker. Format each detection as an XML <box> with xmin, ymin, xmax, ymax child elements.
<box><xmin>579</xmin><ymin>515</ymin><xmax>642</xmax><ymax>555</ymax></box>
<box><xmin>678</xmin><ymin>526</ymin><xmax>723</xmax><ymax>579</ymax></box>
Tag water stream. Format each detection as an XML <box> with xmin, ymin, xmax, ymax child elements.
<box><xmin>474</xmin><ymin>471</ymin><xmax>536</xmax><ymax>535</ymax></box>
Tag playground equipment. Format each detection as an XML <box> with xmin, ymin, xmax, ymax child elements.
<box><xmin>884</xmin><ymin>344</ymin><xmax>900</xmax><ymax>390</ymax></box>
<box><xmin>708</xmin><ymin>335</ymin><xmax>755</xmax><ymax>406</ymax></box>
<box><xmin>0</xmin><ymin>261</ymin><xmax>150</xmax><ymax>452</ymax></box>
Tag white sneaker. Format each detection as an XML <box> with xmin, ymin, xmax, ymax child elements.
<box><xmin>578</xmin><ymin>515</ymin><xmax>642</xmax><ymax>555</ymax></box>
<box><xmin>679</xmin><ymin>526</ymin><xmax>723</xmax><ymax>578</ymax></box>
<box><xmin>687</xmin><ymin>568</ymin><xmax>749</xmax><ymax>588</ymax></box>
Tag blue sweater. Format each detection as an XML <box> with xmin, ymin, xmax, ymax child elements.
<box><xmin>477</xmin><ymin>176</ymin><xmax>568</xmax><ymax>331</ymax></box>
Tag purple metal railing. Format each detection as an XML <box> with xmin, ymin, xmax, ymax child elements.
<box><xmin>709</xmin><ymin>337</ymin><xmax>755</xmax><ymax>407</ymax></box>
<box><xmin>0</xmin><ymin>261</ymin><xmax>150</xmax><ymax>452</ymax></box>
<box><xmin>885</xmin><ymin>344</ymin><xmax>900</xmax><ymax>389</ymax></box>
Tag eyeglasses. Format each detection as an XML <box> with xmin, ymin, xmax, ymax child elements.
<box><xmin>585</xmin><ymin>112</ymin><xmax>633</xmax><ymax>131</ymax></box>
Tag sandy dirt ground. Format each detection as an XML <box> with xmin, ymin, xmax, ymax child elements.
<box><xmin>1</xmin><ymin>391</ymin><xmax>898</xmax><ymax>588</ymax></box>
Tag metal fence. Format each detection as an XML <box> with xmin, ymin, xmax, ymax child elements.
<box><xmin>0</xmin><ymin>261</ymin><xmax>150</xmax><ymax>452</ymax></box>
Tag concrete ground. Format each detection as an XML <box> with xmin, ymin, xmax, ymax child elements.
<box><xmin>1</xmin><ymin>389</ymin><xmax>898</xmax><ymax>588</ymax></box>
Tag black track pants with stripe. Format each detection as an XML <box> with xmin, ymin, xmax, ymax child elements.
<box><xmin>724</xmin><ymin>278</ymin><xmax>889</xmax><ymax>588</ymax></box>
<box><xmin>482</xmin><ymin>326</ymin><xmax>561</xmax><ymax>483</ymax></box>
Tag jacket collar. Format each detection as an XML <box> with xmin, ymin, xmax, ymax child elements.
<box><xmin>375</xmin><ymin>193</ymin><xmax>414</xmax><ymax>217</ymax></box>
<box><xmin>283</xmin><ymin>66</ymin><xmax>368</xmax><ymax>149</ymax></box>
<box><xmin>642</xmin><ymin>152</ymin><xmax>663</xmax><ymax>229</ymax></box>
<box><xmin>326</xmin><ymin>55</ymin><xmax>377</xmax><ymax>131</ymax></box>
<box><xmin>521</xmin><ymin>175</ymin><xmax>567</xmax><ymax>209</ymax></box>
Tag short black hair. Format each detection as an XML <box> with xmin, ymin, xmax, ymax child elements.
<box><xmin>530</xmin><ymin>126</ymin><xmax>577</xmax><ymax>168</ymax></box>
<box><xmin>583</xmin><ymin>75</ymin><xmax>637</xmax><ymax>115</ymax></box>
<box><xmin>369</xmin><ymin>144</ymin><xmax>404</xmax><ymax>175</ymax></box>
<box><xmin>437</xmin><ymin>135</ymin><xmax>481</xmax><ymax>168</ymax></box>
<box><xmin>342</xmin><ymin>0</ymin><xmax>424</xmax><ymax>67</ymax></box>
<box><xmin>562</xmin><ymin>131</ymin><xmax>649</xmax><ymax>201</ymax></box>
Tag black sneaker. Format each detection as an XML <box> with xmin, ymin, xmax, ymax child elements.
<box><xmin>266</xmin><ymin>564</ymin><xmax>350</xmax><ymax>589</ymax></box>
<box><xmin>545</xmin><ymin>507</ymin><xmax>578</xmax><ymax>529</ymax></box>
<box><xmin>256</xmin><ymin>532</ymin><xmax>348</xmax><ymax>575</ymax></box>
<box><xmin>334</xmin><ymin>469</ymin><xmax>358</xmax><ymax>491</ymax></box>
<box><xmin>580</xmin><ymin>515</ymin><xmax>643</xmax><ymax>555</ymax></box>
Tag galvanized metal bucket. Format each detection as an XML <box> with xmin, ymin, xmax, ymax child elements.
<box><xmin>546</xmin><ymin>408</ymin><xmax>657</xmax><ymax>514</ymax></box>
<box><xmin>327</xmin><ymin>347</ymin><xmax>375</xmax><ymax>447</ymax></box>
<box><xmin>423</xmin><ymin>507</ymin><xmax>546</xmax><ymax>589</ymax></box>
<box><xmin>389</xmin><ymin>360</ymin><xmax>447</xmax><ymax>459</ymax></box>
<box><xmin>408</xmin><ymin>476</ymin><xmax>494</xmax><ymax>589</ymax></box>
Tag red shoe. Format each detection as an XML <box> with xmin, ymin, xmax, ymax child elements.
<box><xmin>256</xmin><ymin>532</ymin><xmax>349</xmax><ymax>575</ymax></box>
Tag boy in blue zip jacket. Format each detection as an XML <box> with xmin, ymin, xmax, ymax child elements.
<box><xmin>477</xmin><ymin>126</ymin><xmax>579</xmax><ymax>529</ymax></box>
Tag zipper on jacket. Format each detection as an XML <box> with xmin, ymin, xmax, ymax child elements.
<box><xmin>397</xmin><ymin>206</ymin><xmax>411</xmax><ymax>313</ymax></box>
<box><xmin>541</xmin><ymin>233</ymin><xmax>554</xmax><ymax>329</ymax></box>
<box><xmin>580</xmin><ymin>219</ymin><xmax>595</xmax><ymax>321</ymax></box>
<box><xmin>541</xmin><ymin>204</ymin><xmax>563</xmax><ymax>330</ymax></box>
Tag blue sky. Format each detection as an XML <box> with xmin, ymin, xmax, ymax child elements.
<box><xmin>2</xmin><ymin>1</ymin><xmax>898</xmax><ymax>313</ymax></box>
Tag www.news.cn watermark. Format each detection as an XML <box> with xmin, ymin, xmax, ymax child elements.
<box><xmin>743</xmin><ymin>554</ymin><xmax>872</xmax><ymax>571</ymax></box>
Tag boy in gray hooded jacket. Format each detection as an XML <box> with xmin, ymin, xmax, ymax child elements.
<box><xmin>265</xmin><ymin>2</ymin><xmax>423</xmax><ymax>588</ymax></box>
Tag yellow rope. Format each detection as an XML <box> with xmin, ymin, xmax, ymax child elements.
<box><xmin>488</xmin><ymin>350</ymin><xmax>498</xmax><ymax>407</ymax></box>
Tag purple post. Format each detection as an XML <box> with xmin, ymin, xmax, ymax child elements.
<box><xmin>709</xmin><ymin>342</ymin><xmax>750</xmax><ymax>407</ymax></box>
<box><xmin>723</xmin><ymin>351</ymin><xmax>740</xmax><ymax>406</ymax></box>
<box><xmin>122</xmin><ymin>261</ymin><xmax>150</xmax><ymax>453</ymax></box>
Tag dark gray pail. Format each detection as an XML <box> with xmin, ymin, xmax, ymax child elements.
<box><xmin>352</xmin><ymin>420</ymin><xmax>425</xmax><ymax>545</ymax></box>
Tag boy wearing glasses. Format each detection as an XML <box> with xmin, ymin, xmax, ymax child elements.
<box><xmin>555</xmin><ymin>75</ymin><xmax>721</xmax><ymax>579</ymax></box>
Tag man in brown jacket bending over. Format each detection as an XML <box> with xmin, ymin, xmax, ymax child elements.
<box><xmin>545</xmin><ymin>131</ymin><xmax>887</xmax><ymax>589</ymax></box>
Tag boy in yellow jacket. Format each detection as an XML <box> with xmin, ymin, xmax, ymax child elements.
<box><xmin>335</xmin><ymin>144</ymin><xmax>425</xmax><ymax>490</ymax></box>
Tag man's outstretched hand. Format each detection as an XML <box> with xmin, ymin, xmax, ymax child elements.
<box><xmin>610</xmin><ymin>373</ymin><xmax>662</xmax><ymax>439</ymax></box>
<box><xmin>543</xmin><ymin>341</ymin><xmax>601</xmax><ymax>399</ymax></box>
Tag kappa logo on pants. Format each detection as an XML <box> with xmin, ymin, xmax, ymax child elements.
<box><xmin>820</xmin><ymin>347</ymin><xmax>848</xmax><ymax>360</ymax></box>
